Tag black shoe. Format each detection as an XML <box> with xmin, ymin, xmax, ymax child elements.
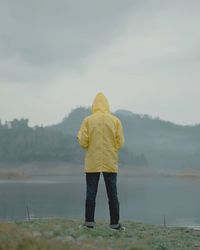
<box><xmin>110</xmin><ymin>223</ymin><xmax>126</xmax><ymax>231</ymax></box>
<box><xmin>79</xmin><ymin>222</ymin><xmax>94</xmax><ymax>229</ymax></box>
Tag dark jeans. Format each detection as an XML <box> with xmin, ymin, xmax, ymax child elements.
<box><xmin>85</xmin><ymin>172</ymin><xmax>120</xmax><ymax>225</ymax></box>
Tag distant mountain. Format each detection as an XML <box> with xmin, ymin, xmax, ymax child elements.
<box><xmin>46</xmin><ymin>107</ymin><xmax>200</xmax><ymax>170</ymax></box>
<box><xmin>115</xmin><ymin>111</ymin><xmax>200</xmax><ymax>169</ymax></box>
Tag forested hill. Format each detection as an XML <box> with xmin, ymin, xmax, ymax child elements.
<box><xmin>0</xmin><ymin>110</ymin><xmax>145</xmax><ymax>166</ymax></box>
<box><xmin>47</xmin><ymin>107</ymin><xmax>200</xmax><ymax>170</ymax></box>
<box><xmin>0</xmin><ymin>107</ymin><xmax>200</xmax><ymax>169</ymax></box>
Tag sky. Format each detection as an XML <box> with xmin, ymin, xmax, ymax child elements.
<box><xmin>0</xmin><ymin>0</ymin><xmax>200</xmax><ymax>126</ymax></box>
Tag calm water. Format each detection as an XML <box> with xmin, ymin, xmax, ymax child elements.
<box><xmin>0</xmin><ymin>175</ymin><xmax>200</xmax><ymax>226</ymax></box>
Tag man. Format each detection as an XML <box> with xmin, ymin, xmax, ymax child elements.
<box><xmin>77</xmin><ymin>92</ymin><xmax>125</xmax><ymax>230</ymax></box>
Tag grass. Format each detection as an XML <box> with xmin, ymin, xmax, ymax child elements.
<box><xmin>0</xmin><ymin>219</ymin><xmax>200</xmax><ymax>250</ymax></box>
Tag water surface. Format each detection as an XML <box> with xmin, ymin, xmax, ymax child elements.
<box><xmin>0</xmin><ymin>175</ymin><xmax>199</xmax><ymax>227</ymax></box>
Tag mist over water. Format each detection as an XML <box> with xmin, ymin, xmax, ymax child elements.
<box><xmin>0</xmin><ymin>174</ymin><xmax>199</xmax><ymax>227</ymax></box>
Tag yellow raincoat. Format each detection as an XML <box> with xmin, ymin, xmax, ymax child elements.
<box><xmin>77</xmin><ymin>93</ymin><xmax>125</xmax><ymax>173</ymax></box>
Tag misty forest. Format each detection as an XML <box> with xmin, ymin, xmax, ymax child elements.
<box><xmin>0</xmin><ymin>107</ymin><xmax>200</xmax><ymax>171</ymax></box>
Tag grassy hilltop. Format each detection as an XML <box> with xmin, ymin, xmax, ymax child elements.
<box><xmin>0</xmin><ymin>219</ymin><xmax>200</xmax><ymax>250</ymax></box>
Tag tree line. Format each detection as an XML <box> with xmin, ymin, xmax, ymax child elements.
<box><xmin>0</xmin><ymin>118</ymin><xmax>147</xmax><ymax>166</ymax></box>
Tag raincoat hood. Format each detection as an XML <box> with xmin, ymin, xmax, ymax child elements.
<box><xmin>91</xmin><ymin>92</ymin><xmax>110</xmax><ymax>114</ymax></box>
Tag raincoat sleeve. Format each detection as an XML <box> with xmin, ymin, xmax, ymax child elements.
<box><xmin>77</xmin><ymin>118</ymin><xmax>89</xmax><ymax>149</ymax></box>
<box><xmin>116</xmin><ymin>119</ymin><xmax>125</xmax><ymax>150</ymax></box>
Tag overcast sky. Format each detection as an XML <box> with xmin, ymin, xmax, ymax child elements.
<box><xmin>0</xmin><ymin>0</ymin><xmax>199</xmax><ymax>126</ymax></box>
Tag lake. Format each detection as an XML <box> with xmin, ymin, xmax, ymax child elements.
<box><xmin>0</xmin><ymin>174</ymin><xmax>200</xmax><ymax>227</ymax></box>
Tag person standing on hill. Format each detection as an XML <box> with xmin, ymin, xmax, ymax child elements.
<box><xmin>77</xmin><ymin>92</ymin><xmax>125</xmax><ymax>230</ymax></box>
